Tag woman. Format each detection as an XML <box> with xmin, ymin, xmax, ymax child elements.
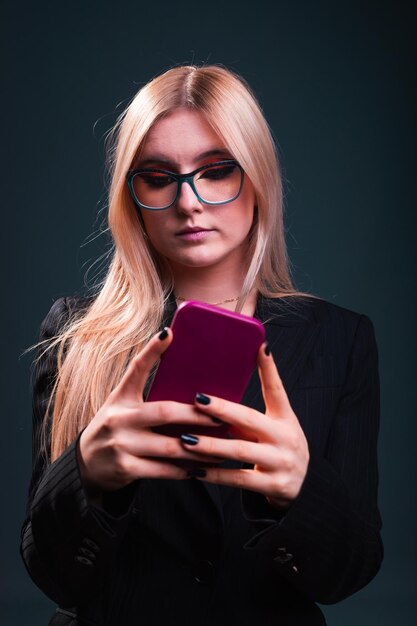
<box><xmin>21</xmin><ymin>65</ymin><xmax>383</xmax><ymax>626</ymax></box>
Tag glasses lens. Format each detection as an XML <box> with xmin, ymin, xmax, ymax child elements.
<box><xmin>130</xmin><ymin>161</ymin><xmax>243</xmax><ymax>209</ymax></box>
<box><xmin>194</xmin><ymin>162</ymin><xmax>242</xmax><ymax>204</ymax></box>
<box><xmin>131</xmin><ymin>171</ymin><xmax>177</xmax><ymax>209</ymax></box>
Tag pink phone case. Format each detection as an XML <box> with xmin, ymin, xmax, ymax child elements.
<box><xmin>147</xmin><ymin>301</ymin><xmax>265</xmax><ymax>466</ymax></box>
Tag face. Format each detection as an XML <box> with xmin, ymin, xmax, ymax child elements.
<box><xmin>134</xmin><ymin>108</ymin><xmax>256</xmax><ymax>278</ymax></box>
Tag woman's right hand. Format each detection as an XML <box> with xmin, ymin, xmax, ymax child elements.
<box><xmin>77</xmin><ymin>328</ymin><xmax>223</xmax><ymax>494</ymax></box>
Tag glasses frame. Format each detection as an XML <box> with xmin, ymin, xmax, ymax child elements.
<box><xmin>126</xmin><ymin>159</ymin><xmax>245</xmax><ymax>211</ymax></box>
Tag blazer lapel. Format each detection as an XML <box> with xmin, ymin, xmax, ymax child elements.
<box><xmin>201</xmin><ymin>295</ymin><xmax>325</xmax><ymax>518</ymax></box>
<box><xmin>249</xmin><ymin>296</ymin><xmax>325</xmax><ymax>403</ymax></box>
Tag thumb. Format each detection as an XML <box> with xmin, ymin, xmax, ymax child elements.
<box><xmin>115</xmin><ymin>327</ymin><xmax>173</xmax><ymax>403</ymax></box>
<box><xmin>257</xmin><ymin>343</ymin><xmax>291</xmax><ymax>417</ymax></box>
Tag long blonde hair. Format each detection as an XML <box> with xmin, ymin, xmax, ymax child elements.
<box><xmin>41</xmin><ymin>64</ymin><xmax>307</xmax><ymax>461</ymax></box>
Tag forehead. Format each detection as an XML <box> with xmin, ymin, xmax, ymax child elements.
<box><xmin>140</xmin><ymin>108</ymin><xmax>227</xmax><ymax>166</ymax></box>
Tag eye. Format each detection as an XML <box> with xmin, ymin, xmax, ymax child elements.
<box><xmin>198</xmin><ymin>163</ymin><xmax>237</xmax><ymax>181</ymax></box>
<box><xmin>140</xmin><ymin>172</ymin><xmax>175</xmax><ymax>188</ymax></box>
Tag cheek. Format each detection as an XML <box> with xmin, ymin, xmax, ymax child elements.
<box><xmin>140</xmin><ymin>212</ymin><xmax>168</xmax><ymax>244</ymax></box>
<box><xmin>234</xmin><ymin>189</ymin><xmax>256</xmax><ymax>234</ymax></box>
<box><xmin>240</xmin><ymin>179</ymin><xmax>256</xmax><ymax>215</ymax></box>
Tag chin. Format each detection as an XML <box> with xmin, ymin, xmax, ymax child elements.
<box><xmin>172</xmin><ymin>256</ymin><xmax>221</xmax><ymax>269</ymax></box>
<box><xmin>166</xmin><ymin>249</ymin><xmax>231</xmax><ymax>270</ymax></box>
<box><xmin>169</xmin><ymin>244</ymin><xmax>217</xmax><ymax>261</ymax></box>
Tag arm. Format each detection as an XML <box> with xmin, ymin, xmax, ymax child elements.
<box><xmin>241</xmin><ymin>314</ymin><xmax>383</xmax><ymax>603</ymax></box>
<box><xmin>182</xmin><ymin>314</ymin><xmax>383</xmax><ymax>603</ymax></box>
<box><xmin>20</xmin><ymin>298</ymin><xmax>220</xmax><ymax>606</ymax></box>
<box><xmin>20</xmin><ymin>298</ymin><xmax>138</xmax><ymax>606</ymax></box>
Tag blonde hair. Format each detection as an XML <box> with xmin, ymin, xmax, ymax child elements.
<box><xmin>40</xmin><ymin>64</ymin><xmax>309</xmax><ymax>461</ymax></box>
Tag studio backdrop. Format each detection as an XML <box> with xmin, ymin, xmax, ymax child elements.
<box><xmin>3</xmin><ymin>1</ymin><xmax>416</xmax><ymax>624</ymax></box>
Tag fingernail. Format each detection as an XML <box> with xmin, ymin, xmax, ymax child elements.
<box><xmin>180</xmin><ymin>434</ymin><xmax>199</xmax><ymax>446</ymax></box>
<box><xmin>186</xmin><ymin>468</ymin><xmax>206</xmax><ymax>478</ymax></box>
<box><xmin>264</xmin><ymin>343</ymin><xmax>270</xmax><ymax>356</ymax></box>
<box><xmin>158</xmin><ymin>328</ymin><xmax>168</xmax><ymax>340</ymax></box>
<box><xmin>195</xmin><ymin>392</ymin><xmax>210</xmax><ymax>405</ymax></box>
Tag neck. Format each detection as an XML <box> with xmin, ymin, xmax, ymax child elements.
<box><xmin>171</xmin><ymin>261</ymin><xmax>257</xmax><ymax>316</ymax></box>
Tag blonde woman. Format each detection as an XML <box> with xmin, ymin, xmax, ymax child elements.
<box><xmin>21</xmin><ymin>65</ymin><xmax>383</xmax><ymax>626</ymax></box>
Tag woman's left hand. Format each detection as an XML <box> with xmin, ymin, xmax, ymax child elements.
<box><xmin>180</xmin><ymin>344</ymin><xmax>310</xmax><ymax>509</ymax></box>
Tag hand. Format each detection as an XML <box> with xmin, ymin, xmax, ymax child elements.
<box><xmin>77</xmin><ymin>328</ymin><xmax>223</xmax><ymax>494</ymax></box>
<box><xmin>180</xmin><ymin>344</ymin><xmax>310</xmax><ymax>509</ymax></box>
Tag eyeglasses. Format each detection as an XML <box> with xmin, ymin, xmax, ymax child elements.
<box><xmin>126</xmin><ymin>159</ymin><xmax>244</xmax><ymax>211</ymax></box>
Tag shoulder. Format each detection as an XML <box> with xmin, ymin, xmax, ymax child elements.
<box><xmin>259</xmin><ymin>294</ymin><xmax>377</xmax><ymax>350</ymax></box>
<box><xmin>39</xmin><ymin>294</ymin><xmax>95</xmax><ymax>340</ymax></box>
<box><xmin>260</xmin><ymin>294</ymin><xmax>369</xmax><ymax>324</ymax></box>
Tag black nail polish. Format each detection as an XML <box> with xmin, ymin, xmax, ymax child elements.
<box><xmin>187</xmin><ymin>468</ymin><xmax>206</xmax><ymax>478</ymax></box>
<box><xmin>158</xmin><ymin>328</ymin><xmax>168</xmax><ymax>340</ymax></box>
<box><xmin>180</xmin><ymin>434</ymin><xmax>199</xmax><ymax>446</ymax></box>
<box><xmin>264</xmin><ymin>343</ymin><xmax>270</xmax><ymax>356</ymax></box>
<box><xmin>195</xmin><ymin>393</ymin><xmax>211</xmax><ymax>405</ymax></box>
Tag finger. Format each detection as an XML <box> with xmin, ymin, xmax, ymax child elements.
<box><xmin>122</xmin><ymin>430</ymin><xmax>225</xmax><ymax>464</ymax></box>
<box><xmin>122</xmin><ymin>455</ymin><xmax>190</xmax><ymax>481</ymax></box>
<box><xmin>190</xmin><ymin>466</ymin><xmax>275</xmax><ymax>497</ymax></box>
<box><xmin>257</xmin><ymin>343</ymin><xmax>292</xmax><ymax>416</ymax></box>
<box><xmin>116</xmin><ymin>402</ymin><xmax>225</xmax><ymax>429</ymax></box>
<box><xmin>83</xmin><ymin>451</ymin><xmax>190</xmax><ymax>491</ymax></box>
<box><xmin>193</xmin><ymin>393</ymin><xmax>268</xmax><ymax>440</ymax></box>
<box><xmin>115</xmin><ymin>328</ymin><xmax>173</xmax><ymax>403</ymax></box>
<box><xmin>180</xmin><ymin>432</ymin><xmax>278</xmax><ymax>469</ymax></box>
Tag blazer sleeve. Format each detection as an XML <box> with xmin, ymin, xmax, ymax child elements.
<box><xmin>20</xmin><ymin>297</ymin><xmax>138</xmax><ymax>607</ymax></box>
<box><xmin>240</xmin><ymin>314</ymin><xmax>383</xmax><ymax>604</ymax></box>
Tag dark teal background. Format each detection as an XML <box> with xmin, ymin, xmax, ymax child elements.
<box><xmin>3</xmin><ymin>0</ymin><xmax>416</xmax><ymax>624</ymax></box>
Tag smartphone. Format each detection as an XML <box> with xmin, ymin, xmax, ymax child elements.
<box><xmin>146</xmin><ymin>300</ymin><xmax>265</xmax><ymax>466</ymax></box>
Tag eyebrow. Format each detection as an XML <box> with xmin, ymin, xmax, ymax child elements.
<box><xmin>138</xmin><ymin>148</ymin><xmax>233</xmax><ymax>168</ymax></box>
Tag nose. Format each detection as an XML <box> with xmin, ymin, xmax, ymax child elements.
<box><xmin>175</xmin><ymin>180</ymin><xmax>203</xmax><ymax>215</ymax></box>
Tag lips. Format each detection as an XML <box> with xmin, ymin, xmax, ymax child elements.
<box><xmin>176</xmin><ymin>226</ymin><xmax>213</xmax><ymax>235</ymax></box>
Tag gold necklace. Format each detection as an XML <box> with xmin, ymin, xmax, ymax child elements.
<box><xmin>175</xmin><ymin>295</ymin><xmax>240</xmax><ymax>306</ymax></box>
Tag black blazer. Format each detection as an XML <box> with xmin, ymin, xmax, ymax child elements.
<box><xmin>20</xmin><ymin>294</ymin><xmax>383</xmax><ymax>626</ymax></box>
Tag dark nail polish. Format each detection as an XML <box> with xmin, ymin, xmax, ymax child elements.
<box><xmin>211</xmin><ymin>417</ymin><xmax>222</xmax><ymax>424</ymax></box>
<box><xmin>264</xmin><ymin>343</ymin><xmax>270</xmax><ymax>356</ymax></box>
<box><xmin>158</xmin><ymin>328</ymin><xmax>168</xmax><ymax>340</ymax></box>
<box><xmin>180</xmin><ymin>434</ymin><xmax>199</xmax><ymax>446</ymax></box>
<box><xmin>195</xmin><ymin>393</ymin><xmax>211</xmax><ymax>405</ymax></box>
<box><xmin>187</xmin><ymin>468</ymin><xmax>206</xmax><ymax>478</ymax></box>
